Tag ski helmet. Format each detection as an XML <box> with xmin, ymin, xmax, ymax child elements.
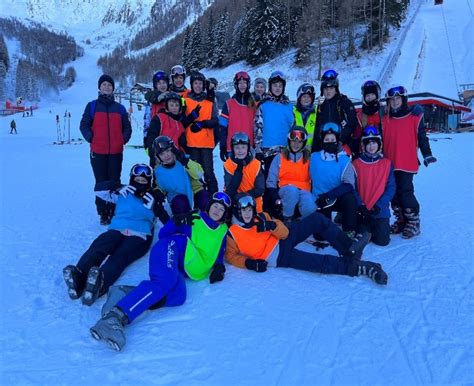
<box><xmin>206</xmin><ymin>191</ymin><xmax>232</xmax><ymax>222</ymax></box>
<box><xmin>320</xmin><ymin>122</ymin><xmax>341</xmax><ymax>141</ymax></box>
<box><xmin>233</xmin><ymin>71</ymin><xmax>251</xmax><ymax>90</ymax></box>
<box><xmin>268</xmin><ymin>71</ymin><xmax>286</xmax><ymax>95</ymax></box>
<box><xmin>385</xmin><ymin>85</ymin><xmax>408</xmax><ymax>110</ymax></box>
<box><xmin>361</xmin><ymin>125</ymin><xmax>382</xmax><ymax>153</ymax></box>
<box><xmin>233</xmin><ymin>194</ymin><xmax>257</xmax><ymax>223</ymax></box>
<box><xmin>129</xmin><ymin>163</ymin><xmax>153</xmax><ymax>191</ymax></box>
<box><xmin>153</xmin><ymin>135</ymin><xmax>175</xmax><ymax>156</ymax></box>
<box><xmin>230</xmin><ymin>132</ymin><xmax>251</xmax><ymax>159</ymax></box>
<box><xmin>163</xmin><ymin>92</ymin><xmax>182</xmax><ymax>112</ymax></box>
<box><xmin>287</xmin><ymin>125</ymin><xmax>308</xmax><ymax>150</ymax></box>
<box><xmin>153</xmin><ymin>70</ymin><xmax>170</xmax><ymax>90</ymax></box>
<box><xmin>361</xmin><ymin>80</ymin><xmax>381</xmax><ymax>100</ymax></box>
<box><xmin>189</xmin><ymin>71</ymin><xmax>206</xmax><ymax>92</ymax></box>
<box><xmin>208</xmin><ymin>77</ymin><xmax>218</xmax><ymax>87</ymax></box>
<box><xmin>296</xmin><ymin>83</ymin><xmax>315</xmax><ymax>104</ymax></box>
<box><xmin>170</xmin><ymin>65</ymin><xmax>186</xmax><ymax>80</ymax></box>
<box><xmin>320</xmin><ymin>69</ymin><xmax>339</xmax><ymax>93</ymax></box>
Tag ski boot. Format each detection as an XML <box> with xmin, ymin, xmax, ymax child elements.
<box><xmin>349</xmin><ymin>259</ymin><xmax>388</xmax><ymax>285</ymax></box>
<box><xmin>90</xmin><ymin>307</ymin><xmax>128</xmax><ymax>351</ymax></box>
<box><xmin>62</xmin><ymin>265</ymin><xmax>86</xmax><ymax>300</ymax></box>
<box><xmin>82</xmin><ymin>266</ymin><xmax>104</xmax><ymax>306</ymax></box>
<box><xmin>345</xmin><ymin>231</ymin><xmax>371</xmax><ymax>260</ymax></box>
<box><xmin>390</xmin><ymin>205</ymin><xmax>405</xmax><ymax>234</ymax></box>
<box><xmin>401</xmin><ymin>208</ymin><xmax>420</xmax><ymax>239</ymax></box>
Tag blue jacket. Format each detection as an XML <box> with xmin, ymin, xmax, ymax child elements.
<box><xmin>155</xmin><ymin>163</ymin><xmax>194</xmax><ymax>206</ymax></box>
<box><xmin>109</xmin><ymin>194</ymin><xmax>155</xmax><ymax>235</ymax></box>
<box><xmin>258</xmin><ymin>100</ymin><xmax>294</xmax><ymax>148</ymax></box>
<box><xmin>310</xmin><ymin>151</ymin><xmax>353</xmax><ymax>199</ymax></box>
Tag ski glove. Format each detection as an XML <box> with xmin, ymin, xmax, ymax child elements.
<box><xmin>172</xmin><ymin>209</ymin><xmax>200</xmax><ymax>227</ymax></box>
<box><xmin>245</xmin><ymin>258</ymin><xmax>268</xmax><ymax>273</ymax></box>
<box><xmin>190</xmin><ymin>122</ymin><xmax>203</xmax><ymax>133</ymax></box>
<box><xmin>357</xmin><ymin>205</ymin><xmax>370</xmax><ymax>218</ymax></box>
<box><xmin>255</xmin><ymin>217</ymin><xmax>277</xmax><ymax>233</ymax></box>
<box><xmin>423</xmin><ymin>156</ymin><xmax>437</xmax><ymax>167</ymax></box>
<box><xmin>152</xmin><ymin>190</ymin><xmax>166</xmax><ymax>204</ymax></box>
<box><xmin>316</xmin><ymin>194</ymin><xmax>332</xmax><ymax>209</ymax></box>
<box><xmin>370</xmin><ymin>205</ymin><xmax>381</xmax><ymax>216</ymax></box>
<box><xmin>209</xmin><ymin>264</ymin><xmax>226</xmax><ymax>284</ymax></box>
<box><xmin>119</xmin><ymin>185</ymin><xmax>136</xmax><ymax>197</ymax></box>
<box><xmin>142</xmin><ymin>192</ymin><xmax>155</xmax><ymax>210</ymax></box>
<box><xmin>188</xmin><ymin>105</ymin><xmax>201</xmax><ymax>121</ymax></box>
<box><xmin>220</xmin><ymin>147</ymin><xmax>229</xmax><ymax>162</ymax></box>
<box><xmin>172</xmin><ymin>148</ymin><xmax>189</xmax><ymax>166</ymax></box>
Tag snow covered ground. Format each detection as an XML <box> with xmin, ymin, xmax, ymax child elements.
<box><xmin>1</xmin><ymin>100</ymin><xmax>473</xmax><ymax>384</ymax></box>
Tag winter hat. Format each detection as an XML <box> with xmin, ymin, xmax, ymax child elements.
<box><xmin>98</xmin><ymin>74</ymin><xmax>115</xmax><ymax>91</ymax></box>
<box><xmin>254</xmin><ymin>77</ymin><xmax>267</xmax><ymax>89</ymax></box>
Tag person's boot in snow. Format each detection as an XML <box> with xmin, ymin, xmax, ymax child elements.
<box><xmin>82</xmin><ymin>266</ymin><xmax>104</xmax><ymax>306</ymax></box>
<box><xmin>90</xmin><ymin>306</ymin><xmax>128</xmax><ymax>351</ymax></box>
<box><xmin>62</xmin><ymin>265</ymin><xmax>86</xmax><ymax>300</ymax></box>
<box><xmin>401</xmin><ymin>208</ymin><xmax>420</xmax><ymax>239</ymax></box>
<box><xmin>348</xmin><ymin>259</ymin><xmax>388</xmax><ymax>285</ymax></box>
<box><xmin>390</xmin><ymin>205</ymin><xmax>405</xmax><ymax>234</ymax></box>
<box><xmin>344</xmin><ymin>231</ymin><xmax>371</xmax><ymax>260</ymax></box>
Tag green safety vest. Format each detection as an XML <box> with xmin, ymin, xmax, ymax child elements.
<box><xmin>293</xmin><ymin>106</ymin><xmax>317</xmax><ymax>148</ymax></box>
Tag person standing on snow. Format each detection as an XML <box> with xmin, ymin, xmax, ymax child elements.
<box><xmin>293</xmin><ymin>83</ymin><xmax>318</xmax><ymax>150</ymax></box>
<box><xmin>382</xmin><ymin>85</ymin><xmax>437</xmax><ymax>239</ymax></box>
<box><xmin>80</xmin><ymin>74</ymin><xmax>132</xmax><ymax>225</ymax></box>
<box><xmin>62</xmin><ymin>164</ymin><xmax>156</xmax><ymax>307</ymax></box>
<box><xmin>89</xmin><ymin>192</ymin><xmax>231</xmax><ymax>351</ymax></box>
<box><xmin>312</xmin><ymin>69</ymin><xmax>357</xmax><ymax>154</ymax></box>
<box><xmin>9</xmin><ymin>119</ymin><xmax>17</xmax><ymax>134</ymax></box>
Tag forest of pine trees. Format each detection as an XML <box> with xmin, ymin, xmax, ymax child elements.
<box><xmin>99</xmin><ymin>0</ymin><xmax>409</xmax><ymax>85</ymax></box>
<box><xmin>0</xmin><ymin>17</ymin><xmax>83</xmax><ymax>101</ymax></box>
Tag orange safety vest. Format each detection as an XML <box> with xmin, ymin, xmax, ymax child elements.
<box><xmin>224</xmin><ymin>158</ymin><xmax>263</xmax><ymax>212</ymax></box>
<box><xmin>229</xmin><ymin>222</ymin><xmax>279</xmax><ymax>260</ymax></box>
<box><xmin>279</xmin><ymin>156</ymin><xmax>311</xmax><ymax>191</ymax></box>
<box><xmin>353</xmin><ymin>157</ymin><xmax>391</xmax><ymax>210</ymax></box>
<box><xmin>184</xmin><ymin>98</ymin><xmax>214</xmax><ymax>149</ymax></box>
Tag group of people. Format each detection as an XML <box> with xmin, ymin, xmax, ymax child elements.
<box><xmin>63</xmin><ymin>66</ymin><xmax>436</xmax><ymax>351</ymax></box>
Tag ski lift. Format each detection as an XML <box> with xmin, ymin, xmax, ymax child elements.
<box><xmin>434</xmin><ymin>0</ymin><xmax>443</xmax><ymax>5</ymax></box>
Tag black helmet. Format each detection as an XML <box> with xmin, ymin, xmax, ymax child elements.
<box><xmin>287</xmin><ymin>125</ymin><xmax>308</xmax><ymax>150</ymax></box>
<box><xmin>385</xmin><ymin>85</ymin><xmax>408</xmax><ymax>111</ymax></box>
<box><xmin>320</xmin><ymin>122</ymin><xmax>341</xmax><ymax>141</ymax></box>
<box><xmin>129</xmin><ymin>163</ymin><xmax>153</xmax><ymax>191</ymax></box>
<box><xmin>361</xmin><ymin>80</ymin><xmax>381</xmax><ymax>99</ymax></box>
<box><xmin>233</xmin><ymin>194</ymin><xmax>257</xmax><ymax>223</ymax></box>
<box><xmin>152</xmin><ymin>70</ymin><xmax>170</xmax><ymax>90</ymax></box>
<box><xmin>153</xmin><ymin>135</ymin><xmax>175</xmax><ymax>155</ymax></box>
<box><xmin>268</xmin><ymin>71</ymin><xmax>286</xmax><ymax>95</ymax></box>
<box><xmin>360</xmin><ymin>126</ymin><xmax>382</xmax><ymax>154</ymax></box>
<box><xmin>163</xmin><ymin>92</ymin><xmax>182</xmax><ymax>112</ymax></box>
<box><xmin>190</xmin><ymin>71</ymin><xmax>206</xmax><ymax>91</ymax></box>
<box><xmin>320</xmin><ymin>69</ymin><xmax>339</xmax><ymax>93</ymax></box>
<box><xmin>206</xmin><ymin>191</ymin><xmax>232</xmax><ymax>223</ymax></box>
<box><xmin>230</xmin><ymin>132</ymin><xmax>252</xmax><ymax>160</ymax></box>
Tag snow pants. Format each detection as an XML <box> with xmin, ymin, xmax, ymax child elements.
<box><xmin>277</xmin><ymin>211</ymin><xmax>353</xmax><ymax>275</ymax></box>
<box><xmin>357</xmin><ymin>215</ymin><xmax>391</xmax><ymax>246</ymax></box>
<box><xmin>319</xmin><ymin>192</ymin><xmax>358</xmax><ymax>232</ymax></box>
<box><xmin>278</xmin><ymin>185</ymin><xmax>317</xmax><ymax>218</ymax></box>
<box><xmin>76</xmin><ymin>229</ymin><xmax>153</xmax><ymax>294</ymax></box>
<box><xmin>392</xmin><ymin>171</ymin><xmax>419</xmax><ymax>212</ymax></box>
<box><xmin>116</xmin><ymin>235</ymin><xmax>188</xmax><ymax>323</ymax></box>
<box><xmin>90</xmin><ymin>152</ymin><xmax>123</xmax><ymax>215</ymax></box>
<box><xmin>187</xmin><ymin>147</ymin><xmax>218</xmax><ymax>194</ymax></box>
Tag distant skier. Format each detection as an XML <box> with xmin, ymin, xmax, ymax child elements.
<box><xmin>9</xmin><ymin>119</ymin><xmax>17</xmax><ymax>134</ymax></box>
<box><xmin>80</xmin><ymin>74</ymin><xmax>132</xmax><ymax>225</ymax></box>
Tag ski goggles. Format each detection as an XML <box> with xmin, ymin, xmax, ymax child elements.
<box><xmin>237</xmin><ymin>195</ymin><xmax>255</xmax><ymax>210</ymax></box>
<box><xmin>231</xmin><ymin>132</ymin><xmax>250</xmax><ymax>146</ymax></box>
<box><xmin>131</xmin><ymin>164</ymin><xmax>152</xmax><ymax>178</ymax></box>
<box><xmin>235</xmin><ymin>71</ymin><xmax>250</xmax><ymax>81</ymax></box>
<box><xmin>269</xmin><ymin>71</ymin><xmax>286</xmax><ymax>82</ymax></box>
<box><xmin>298</xmin><ymin>84</ymin><xmax>315</xmax><ymax>97</ymax></box>
<box><xmin>362</xmin><ymin>80</ymin><xmax>379</xmax><ymax>89</ymax></box>
<box><xmin>321</xmin><ymin>122</ymin><xmax>341</xmax><ymax>134</ymax></box>
<box><xmin>170</xmin><ymin>65</ymin><xmax>185</xmax><ymax>76</ymax></box>
<box><xmin>212</xmin><ymin>192</ymin><xmax>231</xmax><ymax>208</ymax></box>
<box><xmin>153</xmin><ymin>71</ymin><xmax>168</xmax><ymax>82</ymax></box>
<box><xmin>362</xmin><ymin>126</ymin><xmax>381</xmax><ymax>137</ymax></box>
<box><xmin>288</xmin><ymin>130</ymin><xmax>308</xmax><ymax>141</ymax></box>
<box><xmin>322</xmin><ymin>69</ymin><xmax>338</xmax><ymax>80</ymax></box>
<box><xmin>386</xmin><ymin>86</ymin><xmax>407</xmax><ymax>98</ymax></box>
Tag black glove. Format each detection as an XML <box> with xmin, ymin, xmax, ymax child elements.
<box><xmin>172</xmin><ymin>209</ymin><xmax>200</xmax><ymax>227</ymax></box>
<box><xmin>152</xmin><ymin>189</ymin><xmax>166</xmax><ymax>204</ymax></box>
<box><xmin>220</xmin><ymin>147</ymin><xmax>229</xmax><ymax>162</ymax></box>
<box><xmin>370</xmin><ymin>205</ymin><xmax>380</xmax><ymax>216</ymax></box>
<box><xmin>423</xmin><ymin>156</ymin><xmax>437</xmax><ymax>167</ymax></box>
<box><xmin>255</xmin><ymin>216</ymin><xmax>277</xmax><ymax>232</ymax></box>
<box><xmin>190</xmin><ymin>122</ymin><xmax>203</xmax><ymax>133</ymax></box>
<box><xmin>172</xmin><ymin>147</ymin><xmax>189</xmax><ymax>166</ymax></box>
<box><xmin>209</xmin><ymin>263</ymin><xmax>226</xmax><ymax>284</ymax></box>
<box><xmin>188</xmin><ymin>105</ymin><xmax>201</xmax><ymax>121</ymax></box>
<box><xmin>154</xmin><ymin>202</ymin><xmax>170</xmax><ymax>224</ymax></box>
<box><xmin>255</xmin><ymin>152</ymin><xmax>264</xmax><ymax>162</ymax></box>
<box><xmin>316</xmin><ymin>194</ymin><xmax>332</xmax><ymax>209</ymax></box>
<box><xmin>357</xmin><ymin>205</ymin><xmax>370</xmax><ymax>218</ymax></box>
<box><xmin>245</xmin><ymin>258</ymin><xmax>268</xmax><ymax>273</ymax></box>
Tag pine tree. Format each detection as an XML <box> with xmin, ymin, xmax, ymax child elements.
<box><xmin>182</xmin><ymin>27</ymin><xmax>192</xmax><ymax>71</ymax></box>
<box><xmin>0</xmin><ymin>34</ymin><xmax>9</xmax><ymax>72</ymax></box>
<box><xmin>188</xmin><ymin>21</ymin><xmax>204</xmax><ymax>70</ymax></box>
<box><xmin>211</xmin><ymin>11</ymin><xmax>229</xmax><ymax>68</ymax></box>
<box><xmin>205</xmin><ymin>10</ymin><xmax>216</xmax><ymax>67</ymax></box>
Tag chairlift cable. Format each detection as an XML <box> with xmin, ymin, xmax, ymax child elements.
<box><xmin>440</xmin><ymin>3</ymin><xmax>460</xmax><ymax>94</ymax></box>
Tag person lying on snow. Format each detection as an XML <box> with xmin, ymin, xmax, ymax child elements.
<box><xmin>89</xmin><ymin>192</ymin><xmax>231</xmax><ymax>351</ymax></box>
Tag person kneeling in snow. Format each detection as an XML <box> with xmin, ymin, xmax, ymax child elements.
<box><xmin>225</xmin><ymin>194</ymin><xmax>387</xmax><ymax>285</ymax></box>
<box><xmin>89</xmin><ymin>192</ymin><xmax>231</xmax><ymax>351</ymax></box>
<box><xmin>62</xmin><ymin>164</ymin><xmax>156</xmax><ymax>306</ymax></box>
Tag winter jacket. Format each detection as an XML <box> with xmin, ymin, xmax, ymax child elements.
<box><xmin>109</xmin><ymin>193</ymin><xmax>155</xmax><ymax>235</ymax></box>
<box><xmin>184</xmin><ymin>91</ymin><xmax>219</xmax><ymax>149</ymax></box>
<box><xmin>80</xmin><ymin>94</ymin><xmax>131</xmax><ymax>154</ymax></box>
<box><xmin>310</xmin><ymin>150</ymin><xmax>355</xmax><ymax>199</ymax></box>
<box><xmin>312</xmin><ymin>93</ymin><xmax>357</xmax><ymax>152</ymax></box>
<box><xmin>353</xmin><ymin>153</ymin><xmax>395</xmax><ymax>219</ymax></box>
<box><xmin>226</xmin><ymin>213</ymin><xmax>288</xmax><ymax>268</ymax></box>
<box><xmin>219</xmin><ymin>93</ymin><xmax>256</xmax><ymax>152</ymax></box>
<box><xmin>382</xmin><ymin>105</ymin><xmax>432</xmax><ymax>173</ymax></box>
